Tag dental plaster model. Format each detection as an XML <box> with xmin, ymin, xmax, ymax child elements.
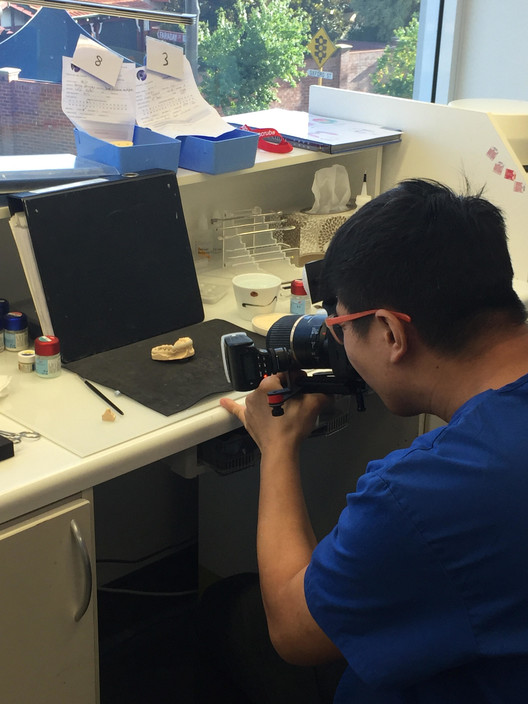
<box><xmin>151</xmin><ymin>337</ymin><xmax>195</xmax><ymax>361</ymax></box>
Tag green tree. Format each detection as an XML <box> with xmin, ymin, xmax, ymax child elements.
<box><xmin>198</xmin><ymin>0</ymin><xmax>310</xmax><ymax>114</ymax></box>
<box><xmin>289</xmin><ymin>0</ymin><xmax>352</xmax><ymax>41</ymax></box>
<box><xmin>371</xmin><ymin>14</ymin><xmax>419</xmax><ymax>98</ymax></box>
<box><xmin>197</xmin><ymin>0</ymin><xmax>236</xmax><ymax>29</ymax></box>
<box><xmin>199</xmin><ymin>0</ymin><xmax>350</xmax><ymax>39</ymax></box>
<box><xmin>348</xmin><ymin>0</ymin><xmax>420</xmax><ymax>43</ymax></box>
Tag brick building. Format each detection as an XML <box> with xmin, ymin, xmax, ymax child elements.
<box><xmin>274</xmin><ymin>42</ymin><xmax>385</xmax><ymax>112</ymax></box>
<box><xmin>0</xmin><ymin>71</ymin><xmax>76</xmax><ymax>155</ymax></box>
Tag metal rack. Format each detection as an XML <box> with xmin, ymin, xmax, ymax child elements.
<box><xmin>212</xmin><ymin>207</ymin><xmax>298</xmax><ymax>270</ymax></box>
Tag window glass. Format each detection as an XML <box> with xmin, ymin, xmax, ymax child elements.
<box><xmin>199</xmin><ymin>0</ymin><xmax>421</xmax><ymax>116</ymax></box>
<box><xmin>0</xmin><ymin>1</ymin><xmax>421</xmax><ymax>155</ymax></box>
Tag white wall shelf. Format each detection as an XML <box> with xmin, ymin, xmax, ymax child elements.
<box><xmin>176</xmin><ymin>144</ymin><xmax>382</xmax><ymax>186</ymax></box>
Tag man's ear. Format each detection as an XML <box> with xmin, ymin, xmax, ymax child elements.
<box><xmin>375</xmin><ymin>310</ymin><xmax>408</xmax><ymax>363</ymax></box>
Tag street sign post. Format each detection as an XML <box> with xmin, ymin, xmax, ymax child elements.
<box><xmin>307</xmin><ymin>68</ymin><xmax>333</xmax><ymax>79</ymax></box>
<box><xmin>307</xmin><ymin>28</ymin><xmax>337</xmax><ymax>84</ymax></box>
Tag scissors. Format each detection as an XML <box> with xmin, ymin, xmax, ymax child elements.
<box><xmin>0</xmin><ymin>429</ymin><xmax>41</xmax><ymax>444</ymax></box>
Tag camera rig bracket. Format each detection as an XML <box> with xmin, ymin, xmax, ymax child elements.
<box><xmin>266</xmin><ymin>374</ymin><xmax>366</xmax><ymax>416</ymax></box>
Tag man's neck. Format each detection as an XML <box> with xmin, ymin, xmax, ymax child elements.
<box><xmin>422</xmin><ymin>325</ymin><xmax>528</xmax><ymax>422</ymax></box>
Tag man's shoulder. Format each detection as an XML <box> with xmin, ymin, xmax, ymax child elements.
<box><xmin>371</xmin><ymin>376</ymin><xmax>528</xmax><ymax>477</ymax></box>
<box><xmin>359</xmin><ymin>384</ymin><xmax>528</xmax><ymax>531</ymax></box>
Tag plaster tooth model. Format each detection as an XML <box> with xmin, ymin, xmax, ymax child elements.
<box><xmin>151</xmin><ymin>337</ymin><xmax>195</xmax><ymax>361</ymax></box>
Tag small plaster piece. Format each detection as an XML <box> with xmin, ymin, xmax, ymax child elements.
<box><xmin>102</xmin><ymin>408</ymin><xmax>116</xmax><ymax>422</ymax></box>
<box><xmin>151</xmin><ymin>337</ymin><xmax>195</xmax><ymax>361</ymax></box>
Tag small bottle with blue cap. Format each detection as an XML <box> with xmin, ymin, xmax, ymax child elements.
<box><xmin>0</xmin><ymin>298</ymin><xmax>8</xmax><ymax>352</ymax></box>
<box><xmin>3</xmin><ymin>311</ymin><xmax>28</xmax><ymax>352</ymax></box>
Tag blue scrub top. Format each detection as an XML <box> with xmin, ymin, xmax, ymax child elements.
<box><xmin>305</xmin><ymin>374</ymin><xmax>528</xmax><ymax>703</ymax></box>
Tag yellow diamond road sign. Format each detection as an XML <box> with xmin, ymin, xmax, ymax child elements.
<box><xmin>307</xmin><ymin>28</ymin><xmax>337</xmax><ymax>69</ymax></box>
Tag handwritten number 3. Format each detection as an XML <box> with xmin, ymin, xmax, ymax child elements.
<box><xmin>162</xmin><ymin>52</ymin><xmax>169</xmax><ymax>66</ymax></box>
<box><xmin>95</xmin><ymin>55</ymin><xmax>103</xmax><ymax>67</ymax></box>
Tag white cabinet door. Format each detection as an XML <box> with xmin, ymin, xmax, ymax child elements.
<box><xmin>0</xmin><ymin>497</ymin><xmax>98</xmax><ymax>704</ymax></box>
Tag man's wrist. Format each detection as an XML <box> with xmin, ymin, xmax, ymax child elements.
<box><xmin>260</xmin><ymin>442</ymin><xmax>301</xmax><ymax>468</ymax></box>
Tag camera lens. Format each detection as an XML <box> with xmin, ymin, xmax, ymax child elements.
<box><xmin>266</xmin><ymin>313</ymin><xmax>330</xmax><ymax>368</ymax></box>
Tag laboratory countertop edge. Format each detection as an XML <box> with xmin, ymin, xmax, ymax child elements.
<box><xmin>0</xmin><ymin>387</ymin><xmax>246</xmax><ymax>526</ymax></box>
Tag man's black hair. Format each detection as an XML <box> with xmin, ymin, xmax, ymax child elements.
<box><xmin>321</xmin><ymin>178</ymin><xmax>527</xmax><ymax>353</ymax></box>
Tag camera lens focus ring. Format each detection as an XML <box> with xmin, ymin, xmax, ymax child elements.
<box><xmin>266</xmin><ymin>315</ymin><xmax>302</xmax><ymax>350</ymax></box>
<box><xmin>266</xmin><ymin>313</ymin><xmax>329</xmax><ymax>368</ymax></box>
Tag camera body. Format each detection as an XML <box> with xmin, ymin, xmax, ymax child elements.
<box><xmin>221</xmin><ymin>313</ymin><xmax>367</xmax><ymax>408</ymax></box>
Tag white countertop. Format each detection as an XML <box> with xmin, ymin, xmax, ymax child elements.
<box><xmin>0</xmin><ymin>277</ymin><xmax>300</xmax><ymax>525</ymax></box>
<box><xmin>0</xmin><ymin>400</ymin><xmax>242</xmax><ymax>525</ymax></box>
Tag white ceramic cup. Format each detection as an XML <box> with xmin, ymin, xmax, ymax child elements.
<box><xmin>232</xmin><ymin>273</ymin><xmax>282</xmax><ymax>321</ymax></box>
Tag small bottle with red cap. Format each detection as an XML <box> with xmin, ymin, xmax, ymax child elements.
<box><xmin>290</xmin><ymin>279</ymin><xmax>309</xmax><ymax>315</ymax></box>
<box><xmin>34</xmin><ymin>335</ymin><xmax>61</xmax><ymax>378</ymax></box>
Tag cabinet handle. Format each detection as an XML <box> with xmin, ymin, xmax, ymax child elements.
<box><xmin>70</xmin><ymin>519</ymin><xmax>93</xmax><ymax>622</ymax></box>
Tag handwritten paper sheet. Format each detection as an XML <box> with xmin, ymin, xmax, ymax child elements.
<box><xmin>62</xmin><ymin>40</ymin><xmax>232</xmax><ymax>142</ymax></box>
<box><xmin>135</xmin><ymin>55</ymin><xmax>233</xmax><ymax>138</ymax></box>
<box><xmin>61</xmin><ymin>57</ymin><xmax>136</xmax><ymax>142</ymax></box>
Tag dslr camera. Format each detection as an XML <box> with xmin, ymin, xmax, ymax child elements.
<box><xmin>221</xmin><ymin>312</ymin><xmax>367</xmax><ymax>415</ymax></box>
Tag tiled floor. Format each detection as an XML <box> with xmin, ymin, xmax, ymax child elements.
<box><xmin>98</xmin><ymin>545</ymin><xmax>199</xmax><ymax>704</ymax></box>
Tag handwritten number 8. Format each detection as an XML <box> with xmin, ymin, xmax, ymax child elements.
<box><xmin>95</xmin><ymin>55</ymin><xmax>103</xmax><ymax>67</ymax></box>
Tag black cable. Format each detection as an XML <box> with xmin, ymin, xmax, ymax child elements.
<box><xmin>96</xmin><ymin>541</ymin><xmax>196</xmax><ymax>565</ymax></box>
<box><xmin>98</xmin><ymin>586</ymin><xmax>198</xmax><ymax>597</ymax></box>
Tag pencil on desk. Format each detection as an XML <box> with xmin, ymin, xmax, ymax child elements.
<box><xmin>83</xmin><ymin>379</ymin><xmax>124</xmax><ymax>416</ymax></box>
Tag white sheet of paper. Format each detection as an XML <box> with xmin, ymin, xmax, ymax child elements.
<box><xmin>61</xmin><ymin>57</ymin><xmax>136</xmax><ymax>142</ymax></box>
<box><xmin>146</xmin><ymin>36</ymin><xmax>183</xmax><ymax>79</ymax></box>
<box><xmin>135</xmin><ymin>56</ymin><xmax>233</xmax><ymax>138</ymax></box>
<box><xmin>72</xmin><ymin>35</ymin><xmax>123</xmax><ymax>87</ymax></box>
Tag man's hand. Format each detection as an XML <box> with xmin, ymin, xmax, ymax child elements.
<box><xmin>220</xmin><ymin>373</ymin><xmax>330</xmax><ymax>454</ymax></box>
<box><xmin>220</xmin><ymin>373</ymin><xmax>343</xmax><ymax>666</ymax></box>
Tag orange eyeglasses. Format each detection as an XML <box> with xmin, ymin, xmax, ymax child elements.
<box><xmin>325</xmin><ymin>309</ymin><xmax>411</xmax><ymax>344</ymax></box>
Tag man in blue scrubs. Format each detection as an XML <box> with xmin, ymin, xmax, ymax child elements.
<box><xmin>218</xmin><ymin>178</ymin><xmax>528</xmax><ymax>702</ymax></box>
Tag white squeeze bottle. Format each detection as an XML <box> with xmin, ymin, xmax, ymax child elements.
<box><xmin>355</xmin><ymin>173</ymin><xmax>372</xmax><ymax>210</ymax></box>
